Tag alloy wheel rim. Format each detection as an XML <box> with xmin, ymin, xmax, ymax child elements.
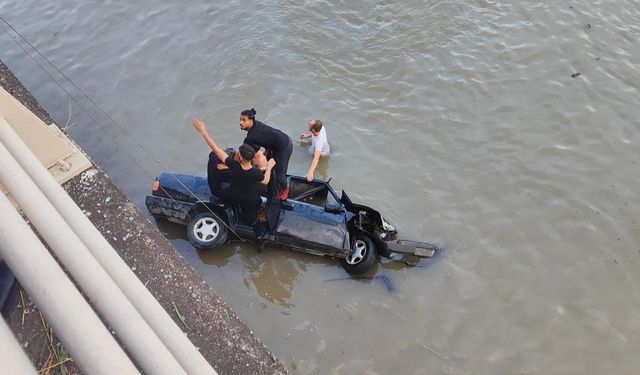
<box><xmin>194</xmin><ymin>217</ymin><xmax>220</xmax><ymax>242</ymax></box>
<box><xmin>346</xmin><ymin>239</ymin><xmax>367</xmax><ymax>265</ymax></box>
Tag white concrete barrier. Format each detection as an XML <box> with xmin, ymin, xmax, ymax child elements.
<box><xmin>0</xmin><ymin>317</ymin><xmax>39</xmax><ymax>375</ymax></box>
<box><xmin>0</xmin><ymin>191</ymin><xmax>139</xmax><ymax>375</ymax></box>
<box><xmin>0</xmin><ymin>140</ymin><xmax>188</xmax><ymax>375</ymax></box>
<box><xmin>0</xmin><ymin>118</ymin><xmax>217</xmax><ymax>374</ymax></box>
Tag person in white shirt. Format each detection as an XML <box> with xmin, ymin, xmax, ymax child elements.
<box><xmin>299</xmin><ymin>119</ymin><xmax>331</xmax><ymax>181</ymax></box>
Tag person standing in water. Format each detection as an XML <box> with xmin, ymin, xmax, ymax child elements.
<box><xmin>299</xmin><ymin>119</ymin><xmax>330</xmax><ymax>181</ymax></box>
<box><xmin>239</xmin><ymin>108</ymin><xmax>293</xmax><ymax>200</ymax></box>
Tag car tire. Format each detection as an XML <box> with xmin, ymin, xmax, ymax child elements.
<box><xmin>187</xmin><ymin>211</ymin><xmax>228</xmax><ymax>250</ymax></box>
<box><xmin>341</xmin><ymin>234</ymin><xmax>378</xmax><ymax>274</ymax></box>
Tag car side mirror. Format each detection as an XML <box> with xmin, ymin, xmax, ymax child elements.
<box><xmin>324</xmin><ymin>202</ymin><xmax>345</xmax><ymax>214</ymax></box>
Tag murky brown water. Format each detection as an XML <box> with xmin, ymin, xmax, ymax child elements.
<box><xmin>2</xmin><ymin>1</ymin><xmax>640</xmax><ymax>373</ymax></box>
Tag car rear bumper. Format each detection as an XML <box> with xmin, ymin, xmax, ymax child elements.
<box><xmin>145</xmin><ymin>195</ymin><xmax>195</xmax><ymax>223</ymax></box>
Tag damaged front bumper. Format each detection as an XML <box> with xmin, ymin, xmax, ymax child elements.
<box><xmin>386</xmin><ymin>239</ymin><xmax>437</xmax><ymax>258</ymax></box>
<box><xmin>377</xmin><ymin>217</ymin><xmax>438</xmax><ymax>259</ymax></box>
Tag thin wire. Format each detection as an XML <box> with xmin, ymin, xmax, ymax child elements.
<box><xmin>0</xmin><ymin>16</ymin><xmax>246</xmax><ymax>241</ymax></box>
<box><xmin>0</xmin><ymin>20</ymin><xmax>199</xmax><ymax>230</ymax></box>
<box><xmin>0</xmin><ymin>17</ymin><xmax>242</xmax><ymax>239</ymax></box>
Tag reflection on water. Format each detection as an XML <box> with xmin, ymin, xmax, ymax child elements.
<box><xmin>325</xmin><ymin>273</ymin><xmax>394</xmax><ymax>293</ymax></box>
<box><xmin>198</xmin><ymin>242</ymin><xmax>237</xmax><ymax>268</ymax></box>
<box><xmin>199</xmin><ymin>243</ymin><xmax>336</xmax><ymax>315</ymax></box>
<box><xmin>153</xmin><ymin>217</ymin><xmax>187</xmax><ymax>240</ymax></box>
<box><xmin>240</xmin><ymin>247</ymin><xmax>302</xmax><ymax>313</ymax></box>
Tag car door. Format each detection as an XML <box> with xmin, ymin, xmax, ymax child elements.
<box><xmin>274</xmin><ymin>188</ymin><xmax>349</xmax><ymax>252</ymax></box>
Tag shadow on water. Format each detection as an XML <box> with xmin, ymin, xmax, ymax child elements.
<box><xmin>150</xmin><ymin>216</ymin><xmax>185</xmax><ymax>240</ymax></box>
<box><xmin>324</xmin><ymin>273</ymin><xmax>396</xmax><ymax>293</ymax></box>
<box><xmin>239</xmin><ymin>247</ymin><xmax>301</xmax><ymax>313</ymax></box>
<box><xmin>323</xmin><ymin>244</ymin><xmax>446</xmax><ymax>294</ymax></box>
<box><xmin>322</xmin><ymin>260</ymin><xmax>396</xmax><ymax>292</ymax></box>
<box><xmin>196</xmin><ymin>243</ymin><xmax>237</xmax><ymax>268</ymax></box>
<box><xmin>198</xmin><ymin>241</ymin><xmax>338</xmax><ymax>313</ymax></box>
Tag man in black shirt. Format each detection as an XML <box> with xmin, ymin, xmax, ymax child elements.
<box><xmin>239</xmin><ymin>108</ymin><xmax>293</xmax><ymax>201</ymax></box>
<box><xmin>193</xmin><ymin>118</ymin><xmax>275</xmax><ymax>236</ymax></box>
<box><xmin>206</xmin><ymin>147</ymin><xmax>267</xmax><ymax>197</ymax></box>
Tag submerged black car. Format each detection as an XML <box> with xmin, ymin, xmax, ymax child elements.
<box><xmin>146</xmin><ymin>173</ymin><xmax>438</xmax><ymax>274</ymax></box>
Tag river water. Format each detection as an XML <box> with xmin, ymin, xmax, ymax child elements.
<box><xmin>2</xmin><ymin>1</ymin><xmax>639</xmax><ymax>373</ymax></box>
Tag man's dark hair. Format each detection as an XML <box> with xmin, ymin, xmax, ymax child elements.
<box><xmin>224</xmin><ymin>147</ymin><xmax>236</xmax><ymax>159</ymax></box>
<box><xmin>240</xmin><ymin>108</ymin><xmax>257</xmax><ymax>121</ymax></box>
<box><xmin>238</xmin><ymin>143</ymin><xmax>256</xmax><ymax>161</ymax></box>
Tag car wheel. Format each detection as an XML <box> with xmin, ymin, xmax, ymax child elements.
<box><xmin>187</xmin><ymin>211</ymin><xmax>228</xmax><ymax>250</ymax></box>
<box><xmin>340</xmin><ymin>235</ymin><xmax>377</xmax><ymax>274</ymax></box>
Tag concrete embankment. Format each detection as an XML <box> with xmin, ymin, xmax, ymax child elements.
<box><xmin>0</xmin><ymin>60</ymin><xmax>288</xmax><ymax>375</ymax></box>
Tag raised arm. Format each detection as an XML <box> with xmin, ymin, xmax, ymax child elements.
<box><xmin>260</xmin><ymin>159</ymin><xmax>276</xmax><ymax>185</ymax></box>
<box><xmin>305</xmin><ymin>151</ymin><xmax>321</xmax><ymax>181</ymax></box>
<box><xmin>192</xmin><ymin>118</ymin><xmax>228</xmax><ymax>163</ymax></box>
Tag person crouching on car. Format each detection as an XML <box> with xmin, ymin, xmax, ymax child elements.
<box><xmin>192</xmin><ymin>118</ymin><xmax>275</xmax><ymax>237</ymax></box>
<box><xmin>239</xmin><ymin>108</ymin><xmax>293</xmax><ymax>201</ymax></box>
<box><xmin>206</xmin><ymin>147</ymin><xmax>267</xmax><ymax>197</ymax></box>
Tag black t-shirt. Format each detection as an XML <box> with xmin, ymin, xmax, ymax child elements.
<box><xmin>224</xmin><ymin>158</ymin><xmax>263</xmax><ymax>198</ymax></box>
<box><xmin>243</xmin><ymin>121</ymin><xmax>290</xmax><ymax>152</ymax></box>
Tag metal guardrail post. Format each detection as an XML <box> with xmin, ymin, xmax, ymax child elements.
<box><xmin>0</xmin><ymin>191</ymin><xmax>139</xmax><ymax>375</ymax></box>
<box><xmin>0</xmin><ymin>118</ymin><xmax>218</xmax><ymax>374</ymax></box>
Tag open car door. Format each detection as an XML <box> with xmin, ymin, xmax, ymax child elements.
<box><xmin>273</xmin><ymin>178</ymin><xmax>350</xmax><ymax>256</ymax></box>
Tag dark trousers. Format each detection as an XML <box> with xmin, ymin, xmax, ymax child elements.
<box><xmin>206</xmin><ymin>151</ymin><xmax>231</xmax><ymax>197</ymax></box>
<box><xmin>272</xmin><ymin>138</ymin><xmax>293</xmax><ymax>192</ymax></box>
<box><xmin>223</xmin><ymin>192</ymin><xmax>265</xmax><ymax>237</ymax></box>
